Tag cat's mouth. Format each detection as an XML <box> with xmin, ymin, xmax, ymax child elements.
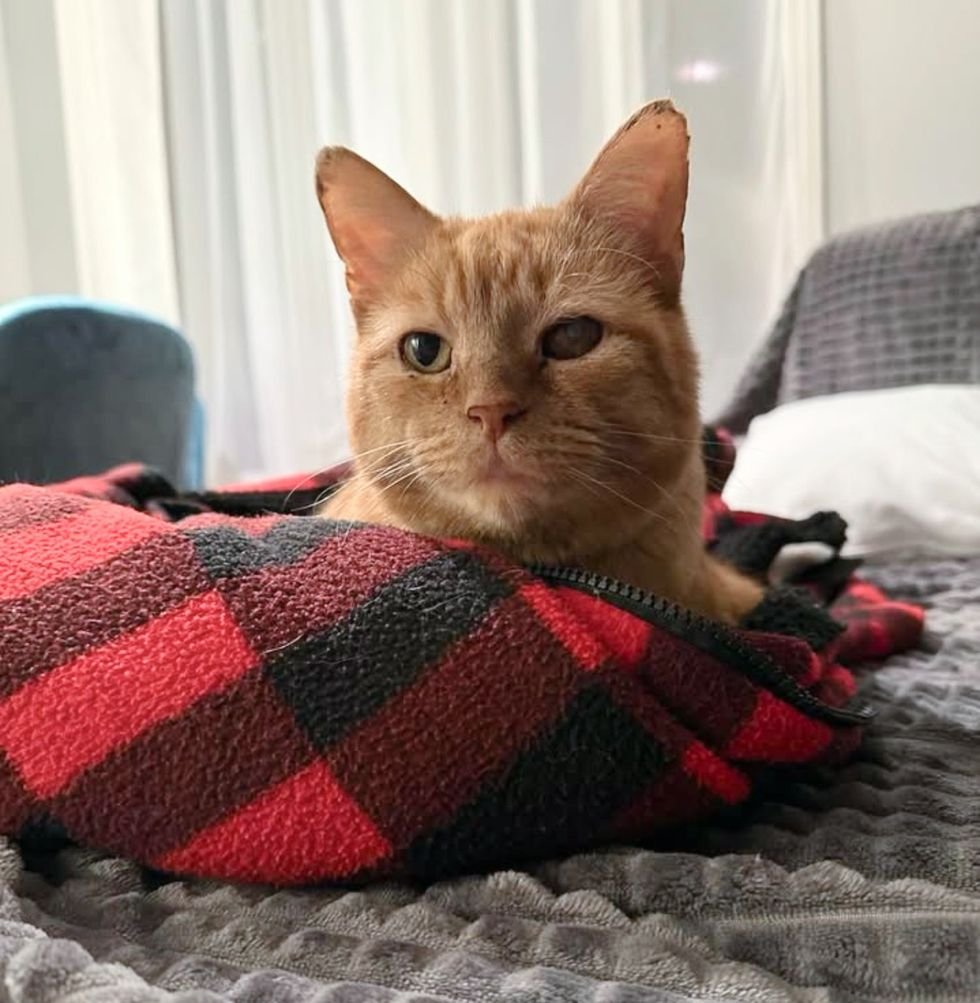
<box><xmin>460</xmin><ymin>448</ymin><xmax>548</xmax><ymax>509</ymax></box>
<box><xmin>472</xmin><ymin>453</ymin><xmax>536</xmax><ymax>490</ymax></box>
<box><xmin>421</xmin><ymin>442</ymin><xmax>556</xmax><ymax>531</ymax></box>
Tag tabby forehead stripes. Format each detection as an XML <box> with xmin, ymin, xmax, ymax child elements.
<box><xmin>442</xmin><ymin>223</ymin><xmax>558</xmax><ymax>328</ymax></box>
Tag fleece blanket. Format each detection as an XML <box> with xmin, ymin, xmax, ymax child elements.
<box><xmin>0</xmin><ymin>434</ymin><xmax>922</xmax><ymax>886</ymax></box>
<box><xmin>1</xmin><ymin>555</ymin><xmax>972</xmax><ymax>1003</ymax></box>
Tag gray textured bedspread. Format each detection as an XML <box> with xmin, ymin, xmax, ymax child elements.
<box><xmin>2</xmin><ymin>557</ymin><xmax>978</xmax><ymax>1003</ymax></box>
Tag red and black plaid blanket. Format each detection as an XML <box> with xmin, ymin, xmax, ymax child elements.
<box><xmin>0</xmin><ymin>431</ymin><xmax>923</xmax><ymax>885</ymax></box>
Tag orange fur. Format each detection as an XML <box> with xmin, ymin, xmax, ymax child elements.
<box><xmin>315</xmin><ymin>101</ymin><xmax>762</xmax><ymax>623</ymax></box>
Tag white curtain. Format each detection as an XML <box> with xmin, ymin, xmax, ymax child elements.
<box><xmin>0</xmin><ymin>0</ymin><xmax>178</xmax><ymax>321</ymax></box>
<box><xmin>1</xmin><ymin>0</ymin><xmax>825</xmax><ymax>483</ymax></box>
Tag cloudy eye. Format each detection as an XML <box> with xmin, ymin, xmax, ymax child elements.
<box><xmin>401</xmin><ymin>332</ymin><xmax>451</xmax><ymax>373</ymax></box>
<box><xmin>541</xmin><ymin>316</ymin><xmax>603</xmax><ymax>360</ymax></box>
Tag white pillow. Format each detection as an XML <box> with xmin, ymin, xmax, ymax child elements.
<box><xmin>722</xmin><ymin>384</ymin><xmax>980</xmax><ymax>559</ymax></box>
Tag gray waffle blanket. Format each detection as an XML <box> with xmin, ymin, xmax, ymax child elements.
<box><xmin>2</xmin><ymin>554</ymin><xmax>978</xmax><ymax>1003</ymax></box>
<box><xmin>714</xmin><ymin>204</ymin><xmax>980</xmax><ymax>433</ymax></box>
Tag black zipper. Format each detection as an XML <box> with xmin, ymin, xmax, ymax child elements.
<box><xmin>527</xmin><ymin>564</ymin><xmax>874</xmax><ymax>727</ymax></box>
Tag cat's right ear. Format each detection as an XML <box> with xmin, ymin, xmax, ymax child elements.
<box><xmin>315</xmin><ymin>148</ymin><xmax>438</xmax><ymax>304</ymax></box>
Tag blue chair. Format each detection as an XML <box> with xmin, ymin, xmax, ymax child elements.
<box><xmin>0</xmin><ymin>296</ymin><xmax>204</xmax><ymax>489</ymax></box>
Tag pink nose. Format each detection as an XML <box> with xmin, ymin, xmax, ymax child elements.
<box><xmin>466</xmin><ymin>401</ymin><xmax>526</xmax><ymax>442</ymax></box>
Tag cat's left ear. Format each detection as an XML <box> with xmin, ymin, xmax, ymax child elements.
<box><xmin>315</xmin><ymin>147</ymin><xmax>438</xmax><ymax>304</ymax></box>
<box><xmin>567</xmin><ymin>100</ymin><xmax>689</xmax><ymax>305</ymax></box>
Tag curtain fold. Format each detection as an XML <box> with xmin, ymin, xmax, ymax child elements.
<box><xmin>55</xmin><ymin>0</ymin><xmax>180</xmax><ymax>325</ymax></box>
<box><xmin>0</xmin><ymin>0</ymin><xmax>79</xmax><ymax>300</ymax></box>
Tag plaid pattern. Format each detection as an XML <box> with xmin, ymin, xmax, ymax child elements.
<box><xmin>0</xmin><ymin>438</ymin><xmax>923</xmax><ymax>885</ymax></box>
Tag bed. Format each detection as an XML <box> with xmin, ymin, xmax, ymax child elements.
<box><xmin>2</xmin><ymin>206</ymin><xmax>978</xmax><ymax>1003</ymax></box>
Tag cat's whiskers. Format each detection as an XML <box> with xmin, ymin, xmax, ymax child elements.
<box><xmin>397</xmin><ymin>468</ymin><xmax>441</xmax><ymax>531</ymax></box>
<box><xmin>364</xmin><ymin>451</ymin><xmax>413</xmax><ymax>476</ymax></box>
<box><xmin>553</xmin><ymin>243</ymin><xmax>664</xmax><ymax>294</ymax></box>
<box><xmin>565</xmin><ymin>464</ymin><xmax>676</xmax><ymax>532</ymax></box>
<box><xmin>387</xmin><ymin>465</ymin><xmax>427</xmax><ymax>505</ymax></box>
<box><xmin>592</xmin><ymin>245</ymin><xmax>664</xmax><ymax>281</ymax></box>
<box><xmin>594</xmin><ymin>423</ymin><xmax>714</xmax><ymax>447</ymax></box>
<box><xmin>596</xmin><ymin>453</ymin><xmax>690</xmax><ymax>529</ymax></box>
<box><xmin>282</xmin><ymin>462</ymin><xmax>351</xmax><ymax>513</ymax></box>
<box><xmin>576</xmin><ymin>423</ymin><xmax>712</xmax><ymax>530</ymax></box>
<box><xmin>350</xmin><ymin>438</ymin><xmax>414</xmax><ymax>460</ymax></box>
<box><xmin>553</xmin><ymin>270</ymin><xmax>601</xmax><ymax>290</ymax></box>
<box><xmin>308</xmin><ymin>448</ymin><xmax>417</xmax><ymax>518</ymax></box>
<box><xmin>294</xmin><ymin>448</ymin><xmax>411</xmax><ymax>516</ymax></box>
<box><xmin>386</xmin><ymin>464</ymin><xmax>445</xmax><ymax>529</ymax></box>
<box><xmin>552</xmin><ymin>242</ymin><xmax>591</xmax><ymax>294</ymax></box>
<box><xmin>355</xmin><ymin>443</ymin><xmax>418</xmax><ymax>483</ymax></box>
<box><xmin>290</xmin><ymin>489</ymin><xmax>341</xmax><ymax>514</ymax></box>
<box><xmin>373</xmin><ymin>460</ymin><xmax>428</xmax><ymax>499</ymax></box>
<box><xmin>330</xmin><ymin>439</ymin><xmax>415</xmax><ymax>485</ymax></box>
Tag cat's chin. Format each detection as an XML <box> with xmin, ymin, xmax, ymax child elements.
<box><xmin>430</xmin><ymin>464</ymin><xmax>552</xmax><ymax>544</ymax></box>
<box><xmin>453</xmin><ymin>476</ymin><xmax>542</xmax><ymax>528</ymax></box>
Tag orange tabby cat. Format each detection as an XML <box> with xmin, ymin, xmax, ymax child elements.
<box><xmin>314</xmin><ymin>100</ymin><xmax>762</xmax><ymax>624</ymax></box>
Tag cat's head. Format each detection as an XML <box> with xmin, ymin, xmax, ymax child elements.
<box><xmin>315</xmin><ymin>100</ymin><xmax>703</xmax><ymax>563</ymax></box>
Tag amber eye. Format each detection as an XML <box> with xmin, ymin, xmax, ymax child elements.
<box><xmin>541</xmin><ymin>316</ymin><xmax>603</xmax><ymax>360</ymax></box>
<box><xmin>401</xmin><ymin>332</ymin><xmax>451</xmax><ymax>373</ymax></box>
